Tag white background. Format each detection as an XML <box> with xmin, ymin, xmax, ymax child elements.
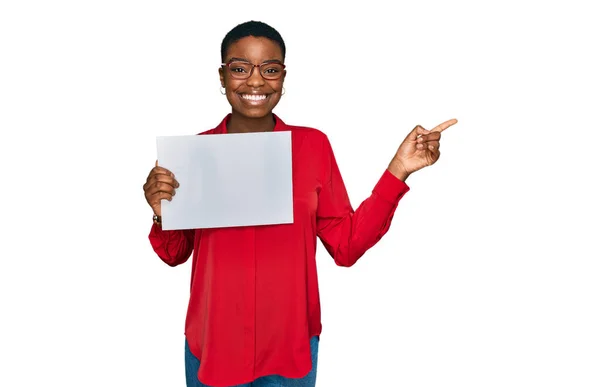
<box><xmin>1</xmin><ymin>1</ymin><xmax>599</xmax><ymax>386</ymax></box>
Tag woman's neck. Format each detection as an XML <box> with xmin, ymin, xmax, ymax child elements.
<box><xmin>227</xmin><ymin>112</ymin><xmax>275</xmax><ymax>133</ymax></box>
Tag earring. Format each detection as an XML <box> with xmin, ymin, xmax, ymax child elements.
<box><xmin>281</xmin><ymin>87</ymin><xmax>286</xmax><ymax>96</ymax></box>
<box><xmin>220</xmin><ymin>86</ymin><xmax>226</xmax><ymax>95</ymax></box>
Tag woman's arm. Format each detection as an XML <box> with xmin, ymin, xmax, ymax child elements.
<box><xmin>316</xmin><ymin>135</ymin><xmax>410</xmax><ymax>267</ymax></box>
<box><xmin>144</xmin><ymin>161</ymin><xmax>195</xmax><ymax>266</ymax></box>
<box><xmin>316</xmin><ymin>118</ymin><xmax>457</xmax><ymax>267</ymax></box>
<box><xmin>148</xmin><ymin>224</ymin><xmax>196</xmax><ymax>267</ymax></box>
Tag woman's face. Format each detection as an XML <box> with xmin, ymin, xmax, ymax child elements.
<box><xmin>219</xmin><ymin>36</ymin><xmax>286</xmax><ymax>119</ymax></box>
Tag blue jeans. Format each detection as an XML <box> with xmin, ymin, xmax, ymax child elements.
<box><xmin>185</xmin><ymin>336</ymin><xmax>319</xmax><ymax>387</ymax></box>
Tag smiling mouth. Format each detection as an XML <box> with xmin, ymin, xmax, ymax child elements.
<box><xmin>240</xmin><ymin>94</ymin><xmax>268</xmax><ymax>101</ymax></box>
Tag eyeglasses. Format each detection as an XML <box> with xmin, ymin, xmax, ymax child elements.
<box><xmin>221</xmin><ymin>60</ymin><xmax>286</xmax><ymax>80</ymax></box>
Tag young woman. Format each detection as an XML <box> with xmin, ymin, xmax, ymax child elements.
<box><xmin>143</xmin><ymin>20</ymin><xmax>457</xmax><ymax>387</ymax></box>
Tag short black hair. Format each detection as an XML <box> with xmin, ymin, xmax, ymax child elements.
<box><xmin>221</xmin><ymin>21</ymin><xmax>286</xmax><ymax>62</ymax></box>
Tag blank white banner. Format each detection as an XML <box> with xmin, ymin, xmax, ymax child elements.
<box><xmin>156</xmin><ymin>131</ymin><xmax>293</xmax><ymax>230</ymax></box>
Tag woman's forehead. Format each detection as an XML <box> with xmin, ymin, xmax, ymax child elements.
<box><xmin>225</xmin><ymin>36</ymin><xmax>283</xmax><ymax>62</ymax></box>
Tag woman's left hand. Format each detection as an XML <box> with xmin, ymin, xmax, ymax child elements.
<box><xmin>387</xmin><ymin>118</ymin><xmax>458</xmax><ymax>181</ymax></box>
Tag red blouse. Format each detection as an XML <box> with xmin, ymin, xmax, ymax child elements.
<box><xmin>148</xmin><ymin>114</ymin><xmax>410</xmax><ymax>386</ymax></box>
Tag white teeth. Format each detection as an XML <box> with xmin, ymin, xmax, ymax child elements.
<box><xmin>242</xmin><ymin>94</ymin><xmax>267</xmax><ymax>101</ymax></box>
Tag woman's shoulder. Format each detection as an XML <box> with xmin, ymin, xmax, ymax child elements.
<box><xmin>286</xmin><ymin>123</ymin><xmax>326</xmax><ymax>136</ymax></box>
<box><xmin>286</xmin><ymin>124</ymin><xmax>333</xmax><ymax>152</ymax></box>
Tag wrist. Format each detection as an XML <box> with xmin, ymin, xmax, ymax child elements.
<box><xmin>387</xmin><ymin>159</ymin><xmax>410</xmax><ymax>181</ymax></box>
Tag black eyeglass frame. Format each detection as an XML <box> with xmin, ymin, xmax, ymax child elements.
<box><xmin>221</xmin><ymin>60</ymin><xmax>286</xmax><ymax>80</ymax></box>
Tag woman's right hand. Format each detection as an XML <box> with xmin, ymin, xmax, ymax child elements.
<box><xmin>143</xmin><ymin>161</ymin><xmax>179</xmax><ymax>217</ymax></box>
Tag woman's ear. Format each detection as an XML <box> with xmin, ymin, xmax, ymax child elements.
<box><xmin>218</xmin><ymin>67</ymin><xmax>225</xmax><ymax>88</ymax></box>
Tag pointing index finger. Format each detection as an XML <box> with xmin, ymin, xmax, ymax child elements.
<box><xmin>431</xmin><ymin>118</ymin><xmax>458</xmax><ymax>133</ymax></box>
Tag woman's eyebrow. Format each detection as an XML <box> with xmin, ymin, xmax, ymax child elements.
<box><xmin>226</xmin><ymin>57</ymin><xmax>283</xmax><ymax>64</ymax></box>
<box><xmin>227</xmin><ymin>57</ymin><xmax>250</xmax><ymax>62</ymax></box>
